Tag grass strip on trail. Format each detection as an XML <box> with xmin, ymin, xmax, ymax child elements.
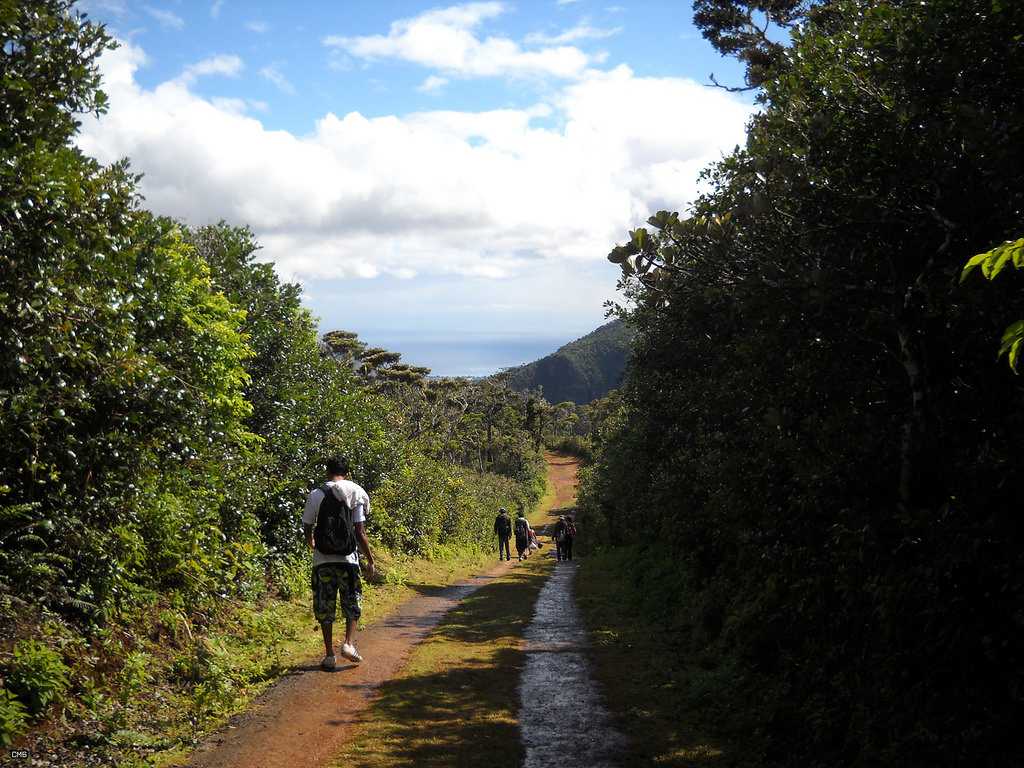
<box><xmin>575</xmin><ymin>546</ymin><xmax>743</xmax><ymax>767</ymax></box>
<box><xmin>332</xmin><ymin>552</ymin><xmax>553</xmax><ymax>768</ymax></box>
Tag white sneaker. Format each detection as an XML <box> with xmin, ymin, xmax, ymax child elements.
<box><xmin>320</xmin><ymin>654</ymin><xmax>336</xmax><ymax>670</ymax></box>
<box><xmin>340</xmin><ymin>643</ymin><xmax>363</xmax><ymax>663</ymax></box>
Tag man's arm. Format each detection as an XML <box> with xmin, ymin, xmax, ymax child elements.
<box><xmin>301</xmin><ymin>489</ymin><xmax>321</xmax><ymax>550</ymax></box>
<box><xmin>354</xmin><ymin>521</ymin><xmax>375</xmax><ymax>577</ymax></box>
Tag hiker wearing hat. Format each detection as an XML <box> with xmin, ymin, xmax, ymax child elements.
<box><xmin>493</xmin><ymin>507</ymin><xmax>513</xmax><ymax>561</ymax></box>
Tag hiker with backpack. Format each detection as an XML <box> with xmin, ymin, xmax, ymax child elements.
<box><xmin>302</xmin><ymin>455</ymin><xmax>375</xmax><ymax>671</ymax></box>
<box><xmin>562</xmin><ymin>515</ymin><xmax>577</xmax><ymax>561</ymax></box>
<box><xmin>493</xmin><ymin>507</ymin><xmax>513</xmax><ymax>561</ymax></box>
<box><xmin>552</xmin><ymin>515</ymin><xmax>567</xmax><ymax>561</ymax></box>
<box><xmin>514</xmin><ymin>510</ymin><xmax>531</xmax><ymax>561</ymax></box>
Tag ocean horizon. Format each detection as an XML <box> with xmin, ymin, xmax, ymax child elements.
<box><xmin>356</xmin><ymin>333</ymin><xmax>576</xmax><ymax>378</ymax></box>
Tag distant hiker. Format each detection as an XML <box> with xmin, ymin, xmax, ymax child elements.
<box><xmin>514</xmin><ymin>510</ymin><xmax>531</xmax><ymax>561</ymax></box>
<box><xmin>562</xmin><ymin>514</ymin><xmax>577</xmax><ymax>561</ymax></box>
<box><xmin>302</xmin><ymin>455</ymin><xmax>376</xmax><ymax>671</ymax></box>
<box><xmin>552</xmin><ymin>515</ymin><xmax>567</xmax><ymax>561</ymax></box>
<box><xmin>494</xmin><ymin>507</ymin><xmax>513</xmax><ymax>561</ymax></box>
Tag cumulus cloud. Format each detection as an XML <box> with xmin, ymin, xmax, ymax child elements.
<box><xmin>245</xmin><ymin>20</ymin><xmax>269</xmax><ymax>33</ymax></box>
<box><xmin>323</xmin><ymin>2</ymin><xmax>597</xmax><ymax>80</ymax></box>
<box><xmin>210</xmin><ymin>0</ymin><xmax>225</xmax><ymax>19</ymax></box>
<box><xmin>77</xmin><ymin>40</ymin><xmax>752</xmax><ymax>286</ymax></box>
<box><xmin>145</xmin><ymin>6</ymin><xmax>184</xmax><ymax>30</ymax></box>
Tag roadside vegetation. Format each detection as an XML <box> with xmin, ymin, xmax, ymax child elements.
<box><xmin>578</xmin><ymin>1</ymin><xmax>1024</xmax><ymax>766</ymax></box>
<box><xmin>0</xmin><ymin>3</ymin><xmax>547</xmax><ymax>762</ymax></box>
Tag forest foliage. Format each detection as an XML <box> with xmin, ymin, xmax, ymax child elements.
<box><xmin>502</xmin><ymin>319</ymin><xmax>633</xmax><ymax>405</ymax></box>
<box><xmin>581</xmin><ymin>0</ymin><xmax>1024</xmax><ymax>765</ymax></box>
<box><xmin>0</xmin><ymin>1</ymin><xmax>545</xmax><ymax>753</ymax></box>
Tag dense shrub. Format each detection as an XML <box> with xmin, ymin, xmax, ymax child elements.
<box><xmin>546</xmin><ymin>435</ymin><xmax>593</xmax><ymax>463</ymax></box>
<box><xmin>581</xmin><ymin>1</ymin><xmax>1024</xmax><ymax>765</ymax></box>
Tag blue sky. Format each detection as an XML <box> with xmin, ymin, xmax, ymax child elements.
<box><xmin>77</xmin><ymin>1</ymin><xmax>753</xmax><ymax>375</ymax></box>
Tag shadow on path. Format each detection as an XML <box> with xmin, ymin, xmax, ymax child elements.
<box><xmin>334</xmin><ymin>566</ymin><xmax>550</xmax><ymax>768</ymax></box>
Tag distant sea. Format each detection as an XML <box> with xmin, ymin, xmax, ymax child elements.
<box><xmin>363</xmin><ymin>333</ymin><xmax>573</xmax><ymax>378</ymax></box>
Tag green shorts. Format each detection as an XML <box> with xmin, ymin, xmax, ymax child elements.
<box><xmin>312</xmin><ymin>563</ymin><xmax>362</xmax><ymax>625</ymax></box>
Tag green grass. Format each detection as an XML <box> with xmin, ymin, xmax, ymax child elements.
<box><xmin>575</xmin><ymin>546</ymin><xmax>747</xmax><ymax>767</ymax></box>
<box><xmin>332</xmin><ymin>552</ymin><xmax>552</xmax><ymax>768</ymax></box>
<box><xmin>9</xmin><ymin>547</ymin><xmax>498</xmax><ymax>767</ymax></box>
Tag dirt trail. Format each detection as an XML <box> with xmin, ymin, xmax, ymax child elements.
<box><xmin>185</xmin><ymin>453</ymin><xmax>580</xmax><ymax>768</ymax></box>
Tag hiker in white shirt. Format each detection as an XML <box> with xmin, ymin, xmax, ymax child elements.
<box><xmin>301</xmin><ymin>455</ymin><xmax>375</xmax><ymax>670</ymax></box>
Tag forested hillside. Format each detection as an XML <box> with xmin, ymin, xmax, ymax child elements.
<box><xmin>501</xmin><ymin>320</ymin><xmax>632</xmax><ymax>405</ymax></box>
<box><xmin>579</xmin><ymin>1</ymin><xmax>1024</xmax><ymax>765</ymax></box>
<box><xmin>0</xmin><ymin>4</ymin><xmax>546</xmax><ymax>759</ymax></box>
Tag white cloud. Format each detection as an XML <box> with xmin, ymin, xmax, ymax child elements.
<box><xmin>78</xmin><ymin>41</ymin><xmax>752</xmax><ymax>291</ymax></box>
<box><xmin>418</xmin><ymin>75</ymin><xmax>449</xmax><ymax>93</ymax></box>
<box><xmin>179</xmin><ymin>54</ymin><xmax>243</xmax><ymax>83</ymax></box>
<box><xmin>245</xmin><ymin>20</ymin><xmax>269</xmax><ymax>33</ymax></box>
<box><xmin>557</xmin><ymin>0</ymin><xmax>583</xmax><ymax>5</ymax></box>
<box><xmin>524</xmin><ymin>23</ymin><xmax>621</xmax><ymax>45</ymax></box>
<box><xmin>145</xmin><ymin>6</ymin><xmax>184</xmax><ymax>30</ymax></box>
<box><xmin>79</xmin><ymin>0</ymin><xmax>129</xmax><ymax>17</ymax></box>
<box><xmin>323</xmin><ymin>2</ymin><xmax>597</xmax><ymax>80</ymax></box>
<box><xmin>259</xmin><ymin>64</ymin><xmax>295</xmax><ymax>94</ymax></box>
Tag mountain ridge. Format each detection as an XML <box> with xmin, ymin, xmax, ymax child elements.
<box><xmin>497</xmin><ymin>319</ymin><xmax>633</xmax><ymax>404</ymax></box>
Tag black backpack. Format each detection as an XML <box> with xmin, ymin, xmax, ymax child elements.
<box><xmin>314</xmin><ymin>484</ymin><xmax>357</xmax><ymax>556</ymax></box>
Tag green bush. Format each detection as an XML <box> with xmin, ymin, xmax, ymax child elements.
<box><xmin>7</xmin><ymin>640</ymin><xmax>69</xmax><ymax>718</ymax></box>
<box><xmin>0</xmin><ymin>688</ymin><xmax>28</xmax><ymax>746</ymax></box>
<box><xmin>547</xmin><ymin>435</ymin><xmax>593</xmax><ymax>463</ymax></box>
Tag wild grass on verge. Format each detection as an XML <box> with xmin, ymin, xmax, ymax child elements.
<box><xmin>575</xmin><ymin>546</ymin><xmax>749</xmax><ymax>767</ymax></box>
<box><xmin>333</xmin><ymin>553</ymin><xmax>553</xmax><ymax>768</ymax></box>
<box><xmin>4</xmin><ymin>547</ymin><xmax>495</xmax><ymax>768</ymax></box>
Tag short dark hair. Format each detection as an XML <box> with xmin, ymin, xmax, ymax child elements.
<box><xmin>326</xmin><ymin>456</ymin><xmax>351</xmax><ymax>476</ymax></box>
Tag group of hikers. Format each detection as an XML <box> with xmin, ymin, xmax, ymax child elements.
<box><xmin>492</xmin><ymin>506</ymin><xmax>577</xmax><ymax>562</ymax></box>
<box><xmin>301</xmin><ymin>455</ymin><xmax>579</xmax><ymax>672</ymax></box>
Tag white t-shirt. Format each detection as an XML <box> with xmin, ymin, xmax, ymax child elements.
<box><xmin>302</xmin><ymin>479</ymin><xmax>369</xmax><ymax>567</ymax></box>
